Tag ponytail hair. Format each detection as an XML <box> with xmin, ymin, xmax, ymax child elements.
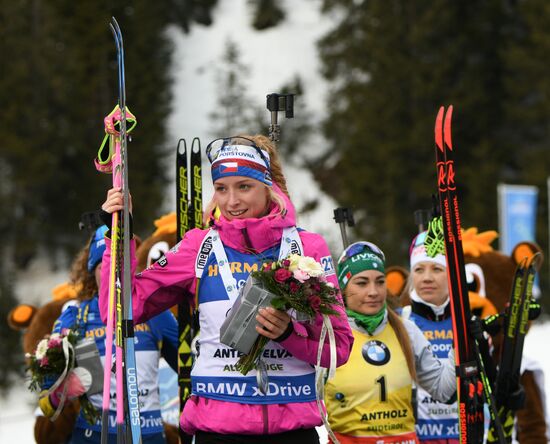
<box><xmin>387</xmin><ymin>307</ymin><xmax>416</xmax><ymax>382</ymax></box>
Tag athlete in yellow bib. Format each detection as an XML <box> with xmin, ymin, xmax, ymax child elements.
<box><xmin>325</xmin><ymin>242</ymin><xmax>456</xmax><ymax>444</ymax></box>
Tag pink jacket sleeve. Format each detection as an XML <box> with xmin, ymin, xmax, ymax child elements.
<box><xmin>278</xmin><ymin>231</ymin><xmax>353</xmax><ymax>368</ymax></box>
<box><xmin>99</xmin><ymin>228</ymin><xmax>203</xmax><ymax>325</ymax></box>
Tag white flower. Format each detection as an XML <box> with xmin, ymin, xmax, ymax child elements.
<box><xmin>297</xmin><ymin>256</ymin><xmax>324</xmax><ymax>278</ymax></box>
<box><xmin>49</xmin><ymin>333</ymin><xmax>61</xmax><ymax>341</ymax></box>
<box><xmin>287</xmin><ymin>254</ymin><xmax>301</xmax><ymax>272</ymax></box>
<box><xmin>35</xmin><ymin>339</ymin><xmax>49</xmax><ymax>360</ymax></box>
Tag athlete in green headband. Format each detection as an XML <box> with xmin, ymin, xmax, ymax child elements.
<box><xmin>337</xmin><ymin>241</ymin><xmax>387</xmax><ymax>334</ymax></box>
<box><xmin>326</xmin><ymin>241</ymin><xmax>457</xmax><ymax>443</ymax></box>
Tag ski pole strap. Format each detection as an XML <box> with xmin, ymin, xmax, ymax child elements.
<box><xmin>315</xmin><ymin>314</ymin><xmax>338</xmax><ymax>444</ymax></box>
<box><xmin>104</xmin><ymin>104</ymin><xmax>137</xmax><ymax>136</ymax></box>
<box><xmin>45</xmin><ymin>337</ymin><xmax>76</xmax><ymax>421</ymax></box>
<box><xmin>95</xmin><ymin>105</ymin><xmax>137</xmax><ymax>173</ymax></box>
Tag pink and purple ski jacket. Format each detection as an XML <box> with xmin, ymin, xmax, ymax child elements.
<box><xmin>99</xmin><ymin>185</ymin><xmax>353</xmax><ymax>435</ymax></box>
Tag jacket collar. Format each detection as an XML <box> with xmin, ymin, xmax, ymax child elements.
<box><xmin>411</xmin><ymin>298</ymin><xmax>452</xmax><ymax>321</ymax></box>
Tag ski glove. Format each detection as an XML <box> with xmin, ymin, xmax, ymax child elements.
<box><xmin>469</xmin><ymin>316</ymin><xmax>486</xmax><ymax>341</ymax></box>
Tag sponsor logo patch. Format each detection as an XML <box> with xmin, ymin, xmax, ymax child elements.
<box><xmin>362</xmin><ymin>340</ymin><xmax>391</xmax><ymax>365</ymax></box>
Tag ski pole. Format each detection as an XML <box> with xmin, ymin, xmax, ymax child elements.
<box><xmin>95</xmin><ymin>104</ymin><xmax>136</xmax><ymax>444</ymax></box>
<box><xmin>333</xmin><ymin>207</ymin><xmax>355</xmax><ymax>249</ymax></box>
<box><xmin>413</xmin><ymin>209</ymin><xmax>431</xmax><ymax>233</ymax></box>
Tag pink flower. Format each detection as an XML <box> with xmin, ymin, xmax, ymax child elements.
<box><xmin>282</xmin><ymin>259</ymin><xmax>291</xmax><ymax>268</ymax></box>
<box><xmin>289</xmin><ymin>281</ymin><xmax>300</xmax><ymax>293</ymax></box>
<box><xmin>310</xmin><ymin>282</ymin><xmax>321</xmax><ymax>292</ymax></box>
<box><xmin>274</xmin><ymin>268</ymin><xmax>293</xmax><ymax>283</ymax></box>
<box><xmin>48</xmin><ymin>338</ymin><xmax>62</xmax><ymax>348</ymax></box>
<box><xmin>309</xmin><ymin>295</ymin><xmax>322</xmax><ymax>312</ymax></box>
<box><xmin>293</xmin><ymin>269</ymin><xmax>310</xmax><ymax>283</ymax></box>
<box><xmin>40</xmin><ymin>356</ymin><xmax>49</xmax><ymax>367</ymax></box>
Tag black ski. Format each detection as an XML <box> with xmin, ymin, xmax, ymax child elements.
<box><xmin>176</xmin><ymin>137</ymin><xmax>202</xmax><ymax>443</ymax></box>
<box><xmin>487</xmin><ymin>252</ymin><xmax>542</xmax><ymax>442</ymax></box>
<box><xmin>434</xmin><ymin>105</ymin><xmax>505</xmax><ymax>443</ymax></box>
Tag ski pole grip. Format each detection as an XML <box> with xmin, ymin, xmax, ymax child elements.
<box><xmin>285</xmin><ymin>94</ymin><xmax>294</xmax><ymax>118</ymax></box>
<box><xmin>333</xmin><ymin>207</ymin><xmax>355</xmax><ymax>248</ymax></box>
<box><xmin>266</xmin><ymin>93</ymin><xmax>295</xmax><ymax>141</ymax></box>
<box><xmin>413</xmin><ymin>209</ymin><xmax>431</xmax><ymax>233</ymax></box>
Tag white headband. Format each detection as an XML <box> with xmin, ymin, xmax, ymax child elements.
<box><xmin>410</xmin><ymin>244</ymin><xmax>447</xmax><ymax>269</ymax></box>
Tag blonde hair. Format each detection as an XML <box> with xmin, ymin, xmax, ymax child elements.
<box><xmin>204</xmin><ymin>134</ymin><xmax>289</xmax><ymax>221</ymax></box>
<box><xmin>70</xmin><ymin>239</ymin><xmax>98</xmax><ymax>302</ymax></box>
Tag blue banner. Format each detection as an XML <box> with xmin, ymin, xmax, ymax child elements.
<box><xmin>497</xmin><ymin>184</ymin><xmax>538</xmax><ymax>255</ymax></box>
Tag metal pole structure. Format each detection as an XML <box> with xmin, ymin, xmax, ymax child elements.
<box><xmin>333</xmin><ymin>207</ymin><xmax>355</xmax><ymax>249</ymax></box>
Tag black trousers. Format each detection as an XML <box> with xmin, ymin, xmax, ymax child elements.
<box><xmin>195</xmin><ymin>428</ymin><xmax>320</xmax><ymax>444</ymax></box>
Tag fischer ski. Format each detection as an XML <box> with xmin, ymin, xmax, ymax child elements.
<box><xmin>176</xmin><ymin>137</ymin><xmax>202</xmax><ymax>443</ymax></box>
<box><xmin>487</xmin><ymin>252</ymin><xmax>543</xmax><ymax>443</ymax></box>
<box><xmin>434</xmin><ymin>105</ymin><xmax>505</xmax><ymax>443</ymax></box>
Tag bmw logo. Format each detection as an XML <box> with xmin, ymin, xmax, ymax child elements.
<box><xmin>362</xmin><ymin>340</ymin><xmax>390</xmax><ymax>366</ymax></box>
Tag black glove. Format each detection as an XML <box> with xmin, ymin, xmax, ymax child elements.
<box><xmin>483</xmin><ymin>313</ymin><xmax>502</xmax><ymax>336</ymax></box>
<box><xmin>529</xmin><ymin>300</ymin><xmax>542</xmax><ymax>320</ymax></box>
<box><xmin>469</xmin><ymin>315</ymin><xmax>485</xmax><ymax>341</ymax></box>
<box><xmin>98</xmin><ymin>209</ymin><xmax>133</xmax><ymax>237</ymax></box>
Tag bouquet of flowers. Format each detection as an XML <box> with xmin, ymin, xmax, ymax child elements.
<box><xmin>27</xmin><ymin>330</ymin><xmax>99</xmax><ymax>424</ymax></box>
<box><xmin>236</xmin><ymin>254</ymin><xmax>342</xmax><ymax>375</ymax></box>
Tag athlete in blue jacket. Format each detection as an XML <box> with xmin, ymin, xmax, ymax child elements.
<box><xmin>403</xmin><ymin>231</ymin><xmax>458</xmax><ymax>444</ymax></box>
<box><xmin>40</xmin><ymin>226</ymin><xmax>178</xmax><ymax>444</ymax></box>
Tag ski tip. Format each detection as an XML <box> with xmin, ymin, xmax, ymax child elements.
<box><xmin>435</xmin><ymin>106</ymin><xmax>445</xmax><ymax>150</ymax></box>
<box><xmin>177</xmin><ymin>138</ymin><xmax>187</xmax><ymax>155</ymax></box>
<box><xmin>191</xmin><ymin>137</ymin><xmax>202</xmax><ymax>154</ymax></box>
<box><xmin>529</xmin><ymin>251</ymin><xmax>544</xmax><ymax>272</ymax></box>
<box><xmin>444</xmin><ymin>105</ymin><xmax>453</xmax><ymax>150</ymax></box>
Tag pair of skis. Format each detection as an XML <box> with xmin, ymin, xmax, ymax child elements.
<box><xmin>176</xmin><ymin>137</ymin><xmax>202</xmax><ymax>443</ymax></box>
<box><xmin>97</xmin><ymin>18</ymin><xmax>142</xmax><ymax>444</ymax></box>
<box><xmin>486</xmin><ymin>252</ymin><xmax>542</xmax><ymax>442</ymax></box>
<box><xmin>434</xmin><ymin>106</ymin><xmax>505</xmax><ymax>444</ymax></box>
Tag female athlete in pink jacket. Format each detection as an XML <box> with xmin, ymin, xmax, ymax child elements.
<box><xmin>99</xmin><ymin>135</ymin><xmax>353</xmax><ymax>444</ymax></box>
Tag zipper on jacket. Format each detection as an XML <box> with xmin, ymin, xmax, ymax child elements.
<box><xmin>241</xmin><ymin>228</ymin><xmax>257</xmax><ymax>254</ymax></box>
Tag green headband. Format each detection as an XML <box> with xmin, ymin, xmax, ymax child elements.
<box><xmin>337</xmin><ymin>251</ymin><xmax>385</xmax><ymax>290</ymax></box>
